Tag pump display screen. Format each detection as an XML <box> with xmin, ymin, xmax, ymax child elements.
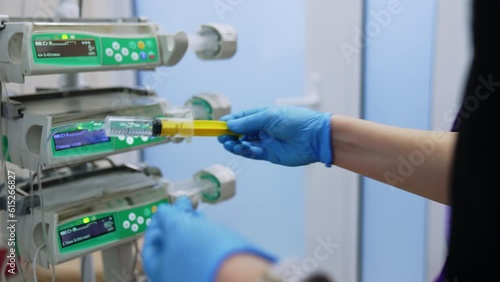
<box><xmin>59</xmin><ymin>216</ymin><xmax>116</xmax><ymax>248</ymax></box>
<box><xmin>34</xmin><ymin>39</ymin><xmax>97</xmax><ymax>58</ymax></box>
<box><xmin>53</xmin><ymin>129</ymin><xmax>110</xmax><ymax>151</ymax></box>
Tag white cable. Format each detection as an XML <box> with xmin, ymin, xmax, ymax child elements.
<box><xmin>133</xmin><ymin>240</ymin><xmax>140</xmax><ymax>275</ymax></box>
<box><xmin>1</xmin><ymin>255</ymin><xmax>6</xmax><ymax>282</ymax></box>
<box><xmin>1</xmin><ymin>81</ymin><xmax>8</xmax><ymax>194</ymax></box>
<box><xmin>32</xmin><ymin>243</ymin><xmax>46</xmax><ymax>282</ymax></box>
<box><xmin>34</xmin><ymin>122</ymin><xmax>94</xmax><ymax>282</ymax></box>
<box><xmin>1</xmin><ymin>80</ymin><xmax>10</xmax><ymax>282</ymax></box>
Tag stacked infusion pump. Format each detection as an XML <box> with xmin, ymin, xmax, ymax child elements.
<box><xmin>0</xmin><ymin>17</ymin><xmax>237</xmax><ymax>282</ymax></box>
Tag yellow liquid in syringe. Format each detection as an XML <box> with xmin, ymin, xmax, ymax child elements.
<box><xmin>159</xmin><ymin>119</ymin><xmax>237</xmax><ymax>137</ymax></box>
<box><xmin>104</xmin><ymin>116</ymin><xmax>240</xmax><ymax>138</ymax></box>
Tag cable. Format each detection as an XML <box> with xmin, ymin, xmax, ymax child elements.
<box><xmin>27</xmin><ymin>170</ymin><xmax>35</xmax><ymax>279</ymax></box>
<box><xmin>1</xmin><ymin>81</ymin><xmax>7</xmax><ymax>195</ymax></box>
<box><xmin>78</xmin><ymin>0</ymin><xmax>83</xmax><ymax>17</ymax></box>
<box><xmin>34</xmin><ymin>122</ymin><xmax>96</xmax><ymax>282</ymax></box>
<box><xmin>15</xmin><ymin>246</ymin><xmax>27</xmax><ymax>282</ymax></box>
<box><xmin>0</xmin><ymin>82</ymin><xmax>12</xmax><ymax>281</ymax></box>
<box><xmin>32</xmin><ymin>243</ymin><xmax>46</xmax><ymax>282</ymax></box>
<box><xmin>133</xmin><ymin>240</ymin><xmax>140</xmax><ymax>274</ymax></box>
<box><xmin>1</xmin><ymin>256</ymin><xmax>7</xmax><ymax>282</ymax></box>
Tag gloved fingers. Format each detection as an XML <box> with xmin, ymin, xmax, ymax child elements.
<box><xmin>227</xmin><ymin>111</ymin><xmax>271</xmax><ymax>134</ymax></box>
<box><xmin>192</xmin><ymin>209</ymin><xmax>205</xmax><ymax>218</ymax></box>
<box><xmin>220</xmin><ymin>107</ymin><xmax>268</xmax><ymax>122</ymax></box>
<box><xmin>231</xmin><ymin>141</ymin><xmax>267</xmax><ymax>161</ymax></box>
<box><xmin>153</xmin><ymin>204</ymin><xmax>178</xmax><ymax>232</ymax></box>
<box><xmin>218</xmin><ymin>134</ymin><xmax>239</xmax><ymax>144</ymax></box>
<box><xmin>142</xmin><ymin>228</ymin><xmax>164</xmax><ymax>275</ymax></box>
<box><xmin>174</xmin><ymin>196</ymin><xmax>195</xmax><ymax>213</ymax></box>
<box><xmin>222</xmin><ymin>139</ymin><xmax>239</xmax><ymax>153</ymax></box>
<box><xmin>143</xmin><ymin>227</ymin><xmax>163</xmax><ymax>252</ymax></box>
<box><xmin>241</xmin><ymin>133</ymin><xmax>262</xmax><ymax>142</ymax></box>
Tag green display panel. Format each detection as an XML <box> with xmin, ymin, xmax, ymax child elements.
<box><xmin>51</xmin><ymin>121</ymin><xmax>167</xmax><ymax>158</ymax></box>
<box><xmin>57</xmin><ymin>198</ymin><xmax>169</xmax><ymax>254</ymax></box>
<box><xmin>32</xmin><ymin>33</ymin><xmax>101</xmax><ymax>66</ymax></box>
<box><xmin>32</xmin><ymin>33</ymin><xmax>160</xmax><ymax>66</ymax></box>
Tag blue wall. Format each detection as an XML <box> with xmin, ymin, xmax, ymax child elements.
<box><xmin>135</xmin><ymin>1</ymin><xmax>306</xmax><ymax>258</ymax></box>
<box><xmin>362</xmin><ymin>0</ymin><xmax>436</xmax><ymax>281</ymax></box>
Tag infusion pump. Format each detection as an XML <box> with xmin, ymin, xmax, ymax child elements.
<box><xmin>0</xmin><ymin>16</ymin><xmax>238</xmax><ymax>282</ymax></box>
<box><xmin>0</xmin><ymin>18</ymin><xmax>237</xmax><ymax>83</ymax></box>
<box><xmin>15</xmin><ymin>163</ymin><xmax>236</xmax><ymax>267</ymax></box>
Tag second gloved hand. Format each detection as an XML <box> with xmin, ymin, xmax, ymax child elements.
<box><xmin>218</xmin><ymin>106</ymin><xmax>333</xmax><ymax>167</ymax></box>
<box><xmin>142</xmin><ymin>197</ymin><xmax>275</xmax><ymax>282</ymax></box>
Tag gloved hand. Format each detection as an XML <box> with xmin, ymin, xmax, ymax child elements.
<box><xmin>218</xmin><ymin>106</ymin><xmax>333</xmax><ymax>167</ymax></box>
<box><xmin>142</xmin><ymin>197</ymin><xmax>276</xmax><ymax>282</ymax></box>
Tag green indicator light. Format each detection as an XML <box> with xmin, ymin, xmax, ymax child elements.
<box><xmin>83</xmin><ymin>217</ymin><xmax>90</xmax><ymax>224</ymax></box>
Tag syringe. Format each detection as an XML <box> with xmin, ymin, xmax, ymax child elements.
<box><xmin>103</xmin><ymin>116</ymin><xmax>239</xmax><ymax>138</ymax></box>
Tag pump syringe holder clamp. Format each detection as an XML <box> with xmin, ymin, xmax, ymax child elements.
<box><xmin>195</xmin><ymin>24</ymin><xmax>237</xmax><ymax>60</ymax></box>
<box><xmin>168</xmin><ymin>164</ymin><xmax>236</xmax><ymax>208</ymax></box>
<box><xmin>185</xmin><ymin>93</ymin><xmax>232</xmax><ymax>120</ymax></box>
<box><xmin>158</xmin><ymin>23</ymin><xmax>237</xmax><ymax>66</ymax></box>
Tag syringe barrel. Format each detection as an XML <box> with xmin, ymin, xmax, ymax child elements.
<box><xmin>103</xmin><ymin>116</ymin><xmax>155</xmax><ymax>137</ymax></box>
<box><xmin>103</xmin><ymin>116</ymin><xmax>194</xmax><ymax>138</ymax></box>
<box><xmin>155</xmin><ymin>118</ymin><xmax>194</xmax><ymax>137</ymax></box>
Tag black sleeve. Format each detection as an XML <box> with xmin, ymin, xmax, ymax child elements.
<box><xmin>444</xmin><ymin>0</ymin><xmax>500</xmax><ymax>280</ymax></box>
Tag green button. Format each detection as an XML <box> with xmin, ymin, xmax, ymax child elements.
<box><xmin>144</xmin><ymin>208</ymin><xmax>151</xmax><ymax>217</ymax></box>
<box><xmin>128</xmin><ymin>41</ymin><xmax>137</xmax><ymax>49</ymax></box>
<box><xmin>146</xmin><ymin>40</ymin><xmax>153</xmax><ymax>48</ymax></box>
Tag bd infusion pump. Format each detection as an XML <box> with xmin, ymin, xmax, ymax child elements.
<box><xmin>1</xmin><ymin>87</ymin><xmax>233</xmax><ymax>171</ymax></box>
<box><xmin>2</xmin><ymin>87</ymin><xmax>170</xmax><ymax>170</ymax></box>
<box><xmin>15</xmin><ymin>163</ymin><xmax>236</xmax><ymax>266</ymax></box>
<box><xmin>0</xmin><ymin>18</ymin><xmax>237</xmax><ymax>83</ymax></box>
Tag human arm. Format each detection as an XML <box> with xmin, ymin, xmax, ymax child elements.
<box><xmin>217</xmin><ymin>254</ymin><xmax>271</xmax><ymax>282</ymax></box>
<box><xmin>142</xmin><ymin>197</ymin><xmax>334</xmax><ymax>282</ymax></box>
<box><xmin>331</xmin><ymin>115</ymin><xmax>457</xmax><ymax>205</ymax></box>
<box><xmin>218</xmin><ymin>106</ymin><xmax>457</xmax><ymax>205</ymax></box>
<box><xmin>141</xmin><ymin>196</ymin><xmax>276</xmax><ymax>282</ymax></box>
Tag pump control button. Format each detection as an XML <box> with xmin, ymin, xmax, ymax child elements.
<box><xmin>123</xmin><ymin>221</ymin><xmax>130</xmax><ymax>229</ymax></box>
<box><xmin>128</xmin><ymin>213</ymin><xmax>136</xmax><ymax>221</ymax></box>
<box><xmin>105</xmin><ymin>48</ymin><xmax>114</xmax><ymax>57</ymax></box>
<box><xmin>112</xmin><ymin>42</ymin><xmax>120</xmax><ymax>50</ymax></box>
<box><xmin>114</xmin><ymin>53</ymin><xmax>123</xmax><ymax>63</ymax></box>
<box><xmin>137</xmin><ymin>216</ymin><xmax>144</xmax><ymax>225</ymax></box>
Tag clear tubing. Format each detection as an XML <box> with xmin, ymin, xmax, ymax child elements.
<box><xmin>187</xmin><ymin>33</ymin><xmax>219</xmax><ymax>53</ymax></box>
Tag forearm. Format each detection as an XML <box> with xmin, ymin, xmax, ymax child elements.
<box><xmin>217</xmin><ymin>254</ymin><xmax>271</xmax><ymax>282</ymax></box>
<box><xmin>331</xmin><ymin>115</ymin><xmax>457</xmax><ymax>205</ymax></box>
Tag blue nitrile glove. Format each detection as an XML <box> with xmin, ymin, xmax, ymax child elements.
<box><xmin>218</xmin><ymin>106</ymin><xmax>333</xmax><ymax>167</ymax></box>
<box><xmin>142</xmin><ymin>197</ymin><xmax>276</xmax><ymax>282</ymax></box>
